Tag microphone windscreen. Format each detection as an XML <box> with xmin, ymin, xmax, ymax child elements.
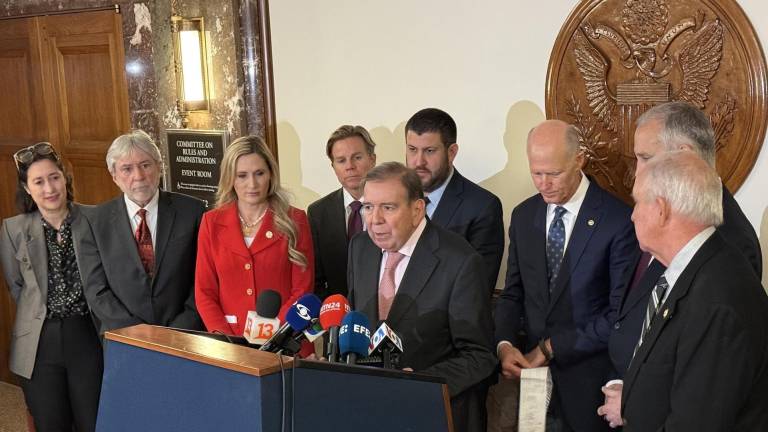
<box><xmin>256</xmin><ymin>289</ymin><xmax>282</xmax><ymax>318</ymax></box>
<box><xmin>318</xmin><ymin>294</ymin><xmax>351</xmax><ymax>330</ymax></box>
<box><xmin>339</xmin><ymin>311</ymin><xmax>371</xmax><ymax>358</ymax></box>
<box><xmin>284</xmin><ymin>293</ymin><xmax>322</xmax><ymax>331</ymax></box>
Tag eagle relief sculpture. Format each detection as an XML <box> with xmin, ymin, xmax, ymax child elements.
<box><xmin>546</xmin><ymin>0</ymin><xmax>766</xmax><ymax>202</ymax></box>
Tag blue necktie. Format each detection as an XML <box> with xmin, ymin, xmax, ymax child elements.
<box><xmin>546</xmin><ymin>206</ymin><xmax>567</xmax><ymax>288</ymax></box>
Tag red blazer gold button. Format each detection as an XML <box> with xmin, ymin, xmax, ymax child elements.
<box><xmin>245</xmin><ymin>263</ymin><xmax>252</xmax><ymax>270</ymax></box>
<box><xmin>247</xmin><ymin>288</ymin><xmax>253</xmax><ymax>296</ymax></box>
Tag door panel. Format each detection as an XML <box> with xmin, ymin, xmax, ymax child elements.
<box><xmin>0</xmin><ymin>10</ymin><xmax>130</xmax><ymax>383</ymax></box>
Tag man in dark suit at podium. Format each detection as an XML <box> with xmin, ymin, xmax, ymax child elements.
<box><xmin>495</xmin><ymin>120</ymin><xmax>637</xmax><ymax>431</ymax></box>
<box><xmin>308</xmin><ymin>125</ymin><xmax>376</xmax><ymax>299</ymax></box>
<box><xmin>348</xmin><ymin>162</ymin><xmax>497</xmax><ymax>432</ymax></box>
<box><xmin>79</xmin><ymin>130</ymin><xmax>205</xmax><ymax>334</ymax></box>
<box><xmin>405</xmin><ymin>108</ymin><xmax>504</xmax><ymax>293</ymax></box>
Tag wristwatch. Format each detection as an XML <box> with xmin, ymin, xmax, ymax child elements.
<box><xmin>539</xmin><ymin>339</ymin><xmax>554</xmax><ymax>361</ymax></box>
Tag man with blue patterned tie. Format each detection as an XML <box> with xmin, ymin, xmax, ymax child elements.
<box><xmin>495</xmin><ymin>119</ymin><xmax>638</xmax><ymax>431</ymax></box>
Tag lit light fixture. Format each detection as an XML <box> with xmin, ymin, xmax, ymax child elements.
<box><xmin>171</xmin><ymin>16</ymin><xmax>210</xmax><ymax>127</ymax></box>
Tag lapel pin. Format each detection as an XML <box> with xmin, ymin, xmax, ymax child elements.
<box><xmin>587</xmin><ymin>219</ymin><xmax>595</xmax><ymax>226</ymax></box>
<box><xmin>266</xmin><ymin>231</ymin><xmax>273</xmax><ymax>239</ymax></box>
<box><xmin>663</xmin><ymin>308</ymin><xmax>669</xmax><ymax>319</ymax></box>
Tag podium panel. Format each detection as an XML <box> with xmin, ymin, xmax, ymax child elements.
<box><xmin>97</xmin><ymin>325</ymin><xmax>452</xmax><ymax>432</ymax></box>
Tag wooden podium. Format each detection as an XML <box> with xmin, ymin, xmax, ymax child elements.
<box><xmin>97</xmin><ymin>325</ymin><xmax>453</xmax><ymax>431</ymax></box>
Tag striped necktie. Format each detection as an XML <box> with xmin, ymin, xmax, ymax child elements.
<box><xmin>634</xmin><ymin>274</ymin><xmax>669</xmax><ymax>355</ymax></box>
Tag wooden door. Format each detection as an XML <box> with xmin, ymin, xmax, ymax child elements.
<box><xmin>0</xmin><ymin>10</ymin><xmax>129</xmax><ymax>383</ymax></box>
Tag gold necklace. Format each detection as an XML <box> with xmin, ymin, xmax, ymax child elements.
<box><xmin>239</xmin><ymin>208</ymin><xmax>267</xmax><ymax>236</ymax></box>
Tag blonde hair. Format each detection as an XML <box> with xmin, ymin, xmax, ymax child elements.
<box><xmin>216</xmin><ymin>136</ymin><xmax>307</xmax><ymax>268</ymax></box>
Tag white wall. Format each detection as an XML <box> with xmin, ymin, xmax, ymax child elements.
<box><xmin>271</xmin><ymin>0</ymin><xmax>768</xmax><ymax>287</ymax></box>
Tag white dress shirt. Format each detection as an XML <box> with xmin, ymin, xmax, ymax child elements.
<box><xmin>545</xmin><ymin>173</ymin><xmax>590</xmax><ymax>251</ymax></box>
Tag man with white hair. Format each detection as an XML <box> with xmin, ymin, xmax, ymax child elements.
<box><xmin>79</xmin><ymin>130</ymin><xmax>206</xmax><ymax>333</ymax></box>
<box><xmin>616</xmin><ymin>151</ymin><xmax>768</xmax><ymax>430</ymax></box>
<box><xmin>601</xmin><ymin>102</ymin><xmax>764</xmax><ymax>427</ymax></box>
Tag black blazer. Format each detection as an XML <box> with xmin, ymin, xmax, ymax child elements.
<box><xmin>608</xmin><ymin>254</ymin><xmax>666</xmax><ymax>377</ymax></box>
<box><xmin>431</xmin><ymin>169</ymin><xmax>504</xmax><ymax>293</ymax></box>
<box><xmin>307</xmin><ymin>189</ymin><xmax>348</xmax><ymax>299</ymax></box>
<box><xmin>495</xmin><ymin>180</ymin><xmax>638</xmax><ymax>431</ymax></box>
<box><xmin>609</xmin><ymin>185</ymin><xmax>761</xmax><ymax>378</ymax></box>
<box><xmin>621</xmin><ymin>232</ymin><xmax>768</xmax><ymax>431</ymax></box>
<box><xmin>721</xmin><ymin>185</ymin><xmax>762</xmax><ymax>278</ymax></box>
<box><xmin>79</xmin><ymin>191</ymin><xmax>205</xmax><ymax>333</ymax></box>
<box><xmin>348</xmin><ymin>221</ymin><xmax>497</xmax><ymax>432</ymax></box>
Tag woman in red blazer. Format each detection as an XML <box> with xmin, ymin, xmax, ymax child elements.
<box><xmin>195</xmin><ymin>135</ymin><xmax>314</xmax><ymax>338</ymax></box>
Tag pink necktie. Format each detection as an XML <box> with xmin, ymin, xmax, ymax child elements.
<box><xmin>378</xmin><ymin>251</ymin><xmax>405</xmax><ymax>320</ymax></box>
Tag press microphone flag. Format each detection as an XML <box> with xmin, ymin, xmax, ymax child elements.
<box><xmin>259</xmin><ymin>293</ymin><xmax>321</xmax><ymax>353</ymax></box>
<box><xmin>368</xmin><ymin>321</ymin><xmax>403</xmax><ymax>354</ymax></box>
<box><xmin>319</xmin><ymin>294</ymin><xmax>351</xmax><ymax>362</ymax></box>
<box><xmin>338</xmin><ymin>311</ymin><xmax>371</xmax><ymax>365</ymax></box>
<box><xmin>243</xmin><ymin>290</ymin><xmax>282</xmax><ymax>345</ymax></box>
<box><xmin>368</xmin><ymin>321</ymin><xmax>404</xmax><ymax>369</ymax></box>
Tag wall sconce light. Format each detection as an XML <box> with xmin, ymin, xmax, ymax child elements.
<box><xmin>171</xmin><ymin>16</ymin><xmax>210</xmax><ymax>128</ymax></box>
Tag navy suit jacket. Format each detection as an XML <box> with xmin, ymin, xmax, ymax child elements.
<box><xmin>431</xmin><ymin>169</ymin><xmax>504</xmax><ymax>292</ymax></box>
<box><xmin>307</xmin><ymin>188</ymin><xmax>348</xmax><ymax>299</ymax></box>
<box><xmin>495</xmin><ymin>179</ymin><xmax>637</xmax><ymax>431</ymax></box>
<box><xmin>609</xmin><ymin>184</ymin><xmax>762</xmax><ymax>377</ymax></box>
<box><xmin>80</xmin><ymin>191</ymin><xmax>205</xmax><ymax>333</ymax></box>
<box><xmin>621</xmin><ymin>232</ymin><xmax>768</xmax><ymax>431</ymax></box>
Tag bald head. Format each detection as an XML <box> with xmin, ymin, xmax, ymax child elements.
<box><xmin>527</xmin><ymin>120</ymin><xmax>584</xmax><ymax>205</ymax></box>
<box><xmin>527</xmin><ymin>120</ymin><xmax>580</xmax><ymax>158</ymax></box>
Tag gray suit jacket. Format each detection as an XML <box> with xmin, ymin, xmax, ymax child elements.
<box><xmin>0</xmin><ymin>204</ymin><xmax>90</xmax><ymax>378</ymax></box>
<box><xmin>347</xmin><ymin>221</ymin><xmax>496</xmax><ymax>396</ymax></box>
<box><xmin>79</xmin><ymin>191</ymin><xmax>205</xmax><ymax>334</ymax></box>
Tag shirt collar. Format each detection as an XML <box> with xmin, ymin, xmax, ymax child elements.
<box><xmin>382</xmin><ymin>217</ymin><xmax>427</xmax><ymax>258</ymax></box>
<box><xmin>342</xmin><ymin>187</ymin><xmax>359</xmax><ymax>209</ymax></box>
<box><xmin>424</xmin><ymin>166</ymin><xmax>455</xmax><ymax>208</ymax></box>
<box><xmin>663</xmin><ymin>226</ymin><xmax>716</xmax><ymax>290</ymax></box>
<box><xmin>548</xmin><ymin>172</ymin><xmax>589</xmax><ymax>217</ymax></box>
<box><xmin>124</xmin><ymin>189</ymin><xmax>160</xmax><ymax>217</ymax></box>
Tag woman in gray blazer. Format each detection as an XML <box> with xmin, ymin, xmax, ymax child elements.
<box><xmin>0</xmin><ymin>143</ymin><xmax>102</xmax><ymax>432</ymax></box>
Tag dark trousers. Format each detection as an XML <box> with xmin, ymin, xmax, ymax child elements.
<box><xmin>19</xmin><ymin>315</ymin><xmax>103</xmax><ymax>432</ymax></box>
<box><xmin>451</xmin><ymin>381</ymin><xmax>489</xmax><ymax>432</ymax></box>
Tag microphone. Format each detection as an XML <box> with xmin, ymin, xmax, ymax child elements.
<box><xmin>259</xmin><ymin>293</ymin><xmax>322</xmax><ymax>354</ymax></box>
<box><xmin>243</xmin><ymin>290</ymin><xmax>282</xmax><ymax>345</ymax></box>
<box><xmin>338</xmin><ymin>311</ymin><xmax>371</xmax><ymax>365</ymax></box>
<box><xmin>318</xmin><ymin>294</ymin><xmax>351</xmax><ymax>362</ymax></box>
<box><xmin>368</xmin><ymin>321</ymin><xmax>404</xmax><ymax>369</ymax></box>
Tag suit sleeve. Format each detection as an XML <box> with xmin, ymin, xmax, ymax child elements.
<box><xmin>79</xmin><ymin>214</ymin><xmax>143</xmax><ymax>333</ymax></box>
<box><xmin>421</xmin><ymin>252</ymin><xmax>497</xmax><ymax>396</ymax></box>
<box><xmin>661</xmin><ymin>304</ymin><xmax>760</xmax><ymax>431</ymax></box>
<box><xmin>494</xmin><ymin>209</ymin><xmax>525</xmax><ymax>346</ymax></box>
<box><xmin>466</xmin><ymin>195</ymin><xmax>505</xmax><ymax>292</ymax></box>
<box><xmin>169</xmin><ymin>201</ymin><xmax>205</xmax><ymax>330</ymax></box>
<box><xmin>550</xmin><ymin>216</ymin><xmax>637</xmax><ymax>364</ymax></box>
<box><xmin>282</xmin><ymin>210</ymin><xmax>315</xmax><ymax>318</ymax></box>
<box><xmin>194</xmin><ymin>213</ymin><xmax>235</xmax><ymax>334</ymax></box>
<box><xmin>306</xmin><ymin>204</ymin><xmax>328</xmax><ymax>298</ymax></box>
<box><xmin>0</xmin><ymin>221</ymin><xmax>24</xmax><ymax>302</ymax></box>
